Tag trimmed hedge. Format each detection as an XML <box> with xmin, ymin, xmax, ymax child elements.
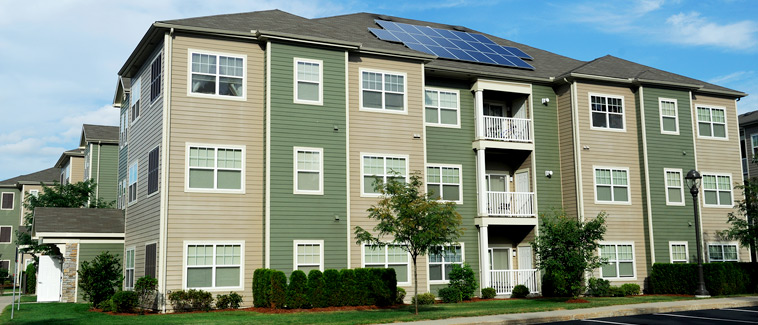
<box><xmin>439</xmin><ymin>287</ymin><xmax>462</xmax><ymax>303</ymax></box>
<box><xmin>111</xmin><ymin>290</ymin><xmax>138</xmax><ymax>313</ymax></box>
<box><xmin>270</xmin><ymin>271</ymin><xmax>287</xmax><ymax>309</ymax></box>
<box><xmin>323</xmin><ymin>269</ymin><xmax>342</xmax><ymax>307</ymax></box>
<box><xmin>286</xmin><ymin>270</ymin><xmax>309</xmax><ymax>309</ymax></box>
<box><xmin>307</xmin><ymin>270</ymin><xmax>328</xmax><ymax>308</ymax></box>
<box><xmin>252</xmin><ymin>269</ymin><xmax>271</xmax><ymax>307</ymax></box>
<box><xmin>339</xmin><ymin>269</ymin><xmax>359</xmax><ymax>306</ymax></box>
<box><xmin>511</xmin><ymin>284</ymin><xmax>529</xmax><ymax>298</ymax></box>
<box><xmin>481</xmin><ymin>287</ymin><xmax>496</xmax><ymax>299</ymax></box>
<box><xmin>649</xmin><ymin>262</ymin><xmax>758</xmax><ymax>295</ymax></box>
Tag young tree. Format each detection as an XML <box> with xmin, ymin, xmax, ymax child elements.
<box><xmin>78</xmin><ymin>251</ymin><xmax>123</xmax><ymax>307</ymax></box>
<box><xmin>531</xmin><ymin>210</ymin><xmax>606</xmax><ymax>297</ymax></box>
<box><xmin>718</xmin><ymin>179</ymin><xmax>758</xmax><ymax>262</ymax></box>
<box><xmin>354</xmin><ymin>173</ymin><xmax>463</xmax><ymax>314</ymax></box>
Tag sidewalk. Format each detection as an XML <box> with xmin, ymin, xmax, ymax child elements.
<box><xmin>390</xmin><ymin>296</ymin><xmax>758</xmax><ymax>325</ymax></box>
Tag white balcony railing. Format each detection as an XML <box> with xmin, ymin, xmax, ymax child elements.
<box><xmin>490</xmin><ymin>269</ymin><xmax>540</xmax><ymax>295</ymax></box>
<box><xmin>487</xmin><ymin>191</ymin><xmax>535</xmax><ymax>217</ymax></box>
<box><xmin>482</xmin><ymin>116</ymin><xmax>532</xmax><ymax>142</ymax></box>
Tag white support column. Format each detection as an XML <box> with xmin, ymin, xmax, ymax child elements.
<box><xmin>479</xmin><ymin>225</ymin><xmax>490</xmax><ymax>291</ymax></box>
<box><xmin>476</xmin><ymin>148</ymin><xmax>487</xmax><ymax>216</ymax></box>
<box><xmin>474</xmin><ymin>89</ymin><xmax>484</xmax><ymax>139</ymax></box>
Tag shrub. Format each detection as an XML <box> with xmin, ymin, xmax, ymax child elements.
<box><xmin>412</xmin><ymin>292</ymin><xmax>436</xmax><ymax>305</ymax></box>
<box><xmin>168</xmin><ymin>289</ymin><xmax>213</xmax><ymax>312</ymax></box>
<box><xmin>586</xmin><ymin>277</ymin><xmax>611</xmax><ymax>297</ymax></box>
<box><xmin>379</xmin><ymin>268</ymin><xmax>398</xmax><ymax>306</ymax></box>
<box><xmin>216</xmin><ymin>292</ymin><xmax>243</xmax><ymax>309</ymax></box>
<box><xmin>609</xmin><ymin>286</ymin><xmax>624</xmax><ymax>297</ymax></box>
<box><xmin>620</xmin><ymin>283</ymin><xmax>640</xmax><ymax>296</ymax></box>
<box><xmin>270</xmin><ymin>271</ymin><xmax>287</xmax><ymax>309</ymax></box>
<box><xmin>101</xmin><ymin>298</ymin><xmax>113</xmax><ymax>312</ymax></box>
<box><xmin>449</xmin><ymin>263</ymin><xmax>478</xmax><ymax>300</ymax></box>
<box><xmin>306</xmin><ymin>270</ymin><xmax>328</xmax><ymax>308</ymax></box>
<box><xmin>111</xmin><ymin>290</ymin><xmax>138</xmax><ymax>313</ymax></box>
<box><xmin>439</xmin><ymin>287</ymin><xmax>462</xmax><ymax>303</ymax></box>
<box><xmin>481</xmin><ymin>287</ymin><xmax>496</xmax><ymax>299</ymax></box>
<box><xmin>354</xmin><ymin>268</ymin><xmax>373</xmax><ymax>306</ymax></box>
<box><xmin>286</xmin><ymin>270</ymin><xmax>309</xmax><ymax>309</ymax></box>
<box><xmin>649</xmin><ymin>263</ymin><xmax>758</xmax><ymax>295</ymax></box>
<box><xmin>168</xmin><ymin>290</ymin><xmax>189</xmax><ymax>312</ymax></box>
<box><xmin>396</xmin><ymin>287</ymin><xmax>407</xmax><ymax>304</ymax></box>
<box><xmin>511</xmin><ymin>285</ymin><xmax>530</xmax><ymax>298</ymax></box>
<box><xmin>370</xmin><ymin>268</ymin><xmax>393</xmax><ymax>307</ymax></box>
<box><xmin>323</xmin><ymin>269</ymin><xmax>342</xmax><ymax>307</ymax></box>
<box><xmin>253</xmin><ymin>268</ymin><xmax>271</xmax><ymax>307</ymax></box>
<box><xmin>25</xmin><ymin>263</ymin><xmax>36</xmax><ymax>294</ymax></box>
<box><xmin>339</xmin><ymin>269</ymin><xmax>359</xmax><ymax>306</ymax></box>
<box><xmin>78</xmin><ymin>251</ymin><xmax>123</xmax><ymax>307</ymax></box>
<box><xmin>134</xmin><ymin>275</ymin><xmax>158</xmax><ymax>313</ymax></box>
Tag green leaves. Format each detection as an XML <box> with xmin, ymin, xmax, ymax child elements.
<box><xmin>718</xmin><ymin>179</ymin><xmax>758</xmax><ymax>251</ymax></box>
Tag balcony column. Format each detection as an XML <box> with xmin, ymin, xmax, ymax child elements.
<box><xmin>474</xmin><ymin>89</ymin><xmax>484</xmax><ymax>139</ymax></box>
<box><xmin>479</xmin><ymin>225</ymin><xmax>490</xmax><ymax>291</ymax></box>
<box><xmin>476</xmin><ymin>148</ymin><xmax>487</xmax><ymax>216</ymax></box>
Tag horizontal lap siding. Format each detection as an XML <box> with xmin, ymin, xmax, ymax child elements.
<box><xmin>556</xmin><ymin>84</ymin><xmax>578</xmax><ymax>218</ymax></box>
<box><xmin>96</xmin><ymin>144</ymin><xmax>119</xmax><ymax>204</ymax></box>
<box><xmin>70</xmin><ymin>157</ymin><xmax>85</xmax><ymax>184</ymax></box>
<box><xmin>533</xmin><ymin>84</ymin><xmax>563</xmax><ymax>213</ymax></box>
<box><xmin>0</xmin><ymin>188</ymin><xmax>20</xmax><ymax>273</ymax></box>
<box><xmin>77</xmin><ymin>243</ymin><xmax>124</xmax><ymax>302</ymax></box>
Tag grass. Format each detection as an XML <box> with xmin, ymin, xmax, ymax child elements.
<box><xmin>0</xmin><ymin>295</ymin><xmax>698</xmax><ymax>324</ymax></box>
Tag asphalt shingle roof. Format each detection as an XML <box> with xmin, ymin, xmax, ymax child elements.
<box><xmin>739</xmin><ymin>110</ymin><xmax>758</xmax><ymax>126</ymax></box>
<box><xmin>0</xmin><ymin>167</ymin><xmax>59</xmax><ymax>186</ymax></box>
<box><xmin>33</xmin><ymin>207</ymin><xmax>124</xmax><ymax>234</ymax></box>
<box><xmin>82</xmin><ymin>124</ymin><xmax>119</xmax><ymax>143</ymax></box>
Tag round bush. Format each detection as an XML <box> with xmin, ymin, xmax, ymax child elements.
<box><xmin>396</xmin><ymin>287</ymin><xmax>406</xmax><ymax>304</ymax></box>
<box><xmin>411</xmin><ymin>292</ymin><xmax>436</xmax><ymax>305</ymax></box>
<box><xmin>438</xmin><ymin>287</ymin><xmax>462</xmax><ymax>303</ymax></box>
<box><xmin>111</xmin><ymin>290</ymin><xmax>138</xmax><ymax>313</ymax></box>
<box><xmin>307</xmin><ymin>270</ymin><xmax>328</xmax><ymax>308</ymax></box>
<box><xmin>323</xmin><ymin>269</ymin><xmax>342</xmax><ymax>307</ymax></box>
<box><xmin>286</xmin><ymin>270</ymin><xmax>309</xmax><ymax>309</ymax></box>
<box><xmin>511</xmin><ymin>285</ymin><xmax>529</xmax><ymax>298</ymax></box>
<box><xmin>620</xmin><ymin>283</ymin><xmax>641</xmax><ymax>296</ymax></box>
<box><xmin>481</xmin><ymin>287</ymin><xmax>496</xmax><ymax>299</ymax></box>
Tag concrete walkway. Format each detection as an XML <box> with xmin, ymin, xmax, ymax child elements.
<box><xmin>0</xmin><ymin>294</ymin><xmax>14</xmax><ymax>313</ymax></box>
<box><xmin>390</xmin><ymin>296</ymin><xmax>758</xmax><ymax>325</ymax></box>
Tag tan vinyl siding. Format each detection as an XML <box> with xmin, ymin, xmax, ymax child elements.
<box><xmin>348</xmin><ymin>54</ymin><xmax>427</xmax><ymax>295</ymax></box>
<box><xmin>556</xmin><ymin>84</ymin><xmax>578</xmax><ymax>217</ymax></box>
<box><xmin>69</xmin><ymin>156</ymin><xmax>85</xmax><ymax>184</ymax></box>
<box><xmin>165</xmin><ymin>33</ymin><xmax>264</xmax><ymax>304</ymax></box>
<box><xmin>20</xmin><ymin>184</ymin><xmax>43</xmax><ymax>223</ymax></box>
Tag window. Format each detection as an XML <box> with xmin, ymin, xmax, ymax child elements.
<box><xmin>0</xmin><ymin>261</ymin><xmax>8</xmax><ymax>272</ymax></box>
<box><xmin>186</xmin><ymin>145</ymin><xmax>244</xmax><ymax>192</ymax></box>
<box><xmin>702</xmin><ymin>173</ymin><xmax>732</xmax><ymax>206</ymax></box>
<box><xmin>145</xmin><ymin>243</ymin><xmax>157</xmax><ymax>279</ymax></box>
<box><xmin>659</xmin><ymin>98</ymin><xmax>678</xmax><ymax>134</ymax></box>
<box><xmin>426</xmin><ymin>165</ymin><xmax>462</xmax><ymax>202</ymax></box>
<box><xmin>594</xmin><ymin>167</ymin><xmax>629</xmax><ymax>203</ymax></box>
<box><xmin>294</xmin><ymin>241</ymin><xmax>323</xmax><ymax>273</ymax></box>
<box><xmin>61</xmin><ymin>164</ymin><xmax>70</xmax><ymax>185</ymax></box>
<box><xmin>189</xmin><ymin>51</ymin><xmax>245</xmax><ymax>99</ymax></box>
<box><xmin>29</xmin><ymin>190</ymin><xmax>39</xmax><ymax>197</ymax></box>
<box><xmin>151</xmin><ymin>54</ymin><xmax>162</xmax><ymax>102</ymax></box>
<box><xmin>0</xmin><ymin>226</ymin><xmax>11</xmax><ymax>243</ymax></box>
<box><xmin>186</xmin><ymin>242</ymin><xmax>242</xmax><ymax>289</ymax></box>
<box><xmin>1</xmin><ymin>193</ymin><xmax>13</xmax><ymax>210</ymax></box>
<box><xmin>708</xmin><ymin>243</ymin><xmax>738</xmax><ymax>262</ymax></box>
<box><xmin>669</xmin><ymin>241</ymin><xmax>688</xmax><ymax>263</ymax></box>
<box><xmin>751</xmin><ymin>134</ymin><xmax>758</xmax><ymax>159</ymax></box>
<box><xmin>360</xmin><ymin>70</ymin><xmax>405</xmax><ymax>112</ymax></box>
<box><xmin>128</xmin><ymin>162</ymin><xmax>138</xmax><ymax>204</ymax></box>
<box><xmin>664</xmin><ymin>169</ymin><xmax>684</xmax><ymax>206</ymax></box>
<box><xmin>119</xmin><ymin>179</ymin><xmax>127</xmax><ymax>209</ymax></box>
<box><xmin>124</xmin><ymin>248</ymin><xmax>135</xmax><ymax>290</ymax></box>
<box><xmin>429</xmin><ymin>245</ymin><xmax>463</xmax><ymax>283</ymax></box>
<box><xmin>120</xmin><ymin>109</ymin><xmax>128</xmax><ymax>147</ymax></box>
<box><xmin>148</xmin><ymin>147</ymin><xmax>159</xmax><ymax>195</ymax></box>
<box><xmin>600</xmin><ymin>243</ymin><xmax>635</xmax><ymax>278</ymax></box>
<box><xmin>294</xmin><ymin>147</ymin><xmax>323</xmax><ymax>195</ymax></box>
<box><xmin>364</xmin><ymin>245</ymin><xmax>410</xmax><ymax>284</ymax></box>
<box><xmin>361</xmin><ymin>154</ymin><xmax>408</xmax><ymax>195</ymax></box>
<box><xmin>590</xmin><ymin>94</ymin><xmax>624</xmax><ymax>130</ymax></box>
<box><xmin>294</xmin><ymin>58</ymin><xmax>322</xmax><ymax>105</ymax></box>
<box><xmin>131</xmin><ymin>77</ymin><xmax>140</xmax><ymax>122</ymax></box>
<box><xmin>697</xmin><ymin>106</ymin><xmax>727</xmax><ymax>138</ymax></box>
<box><xmin>425</xmin><ymin>89</ymin><xmax>459</xmax><ymax>127</ymax></box>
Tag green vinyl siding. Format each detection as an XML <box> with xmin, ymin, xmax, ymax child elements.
<box><xmin>0</xmin><ymin>188</ymin><xmax>21</xmax><ymax>273</ymax></box>
<box><xmin>77</xmin><ymin>242</ymin><xmax>124</xmax><ymax>302</ymax></box>
<box><xmin>532</xmin><ymin>84</ymin><xmax>563</xmax><ymax>212</ymax></box>
<box><xmin>94</xmin><ymin>144</ymin><xmax>119</xmax><ymax>204</ymax></box>
<box><xmin>424</xmin><ymin>78</ymin><xmax>479</xmax><ymax>281</ymax></box>
<box><xmin>641</xmin><ymin>86</ymin><xmax>697</xmax><ymax>264</ymax></box>
<box><xmin>268</xmin><ymin>42</ymin><xmax>347</xmax><ymax>275</ymax></box>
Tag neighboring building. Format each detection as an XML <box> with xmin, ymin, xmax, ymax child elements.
<box><xmin>739</xmin><ymin>110</ymin><xmax>758</xmax><ymax>179</ymax></box>
<box><xmin>114</xmin><ymin>10</ymin><xmax>748</xmax><ymax>309</ymax></box>
<box><xmin>80</xmin><ymin>124</ymin><xmax>120</xmax><ymax>204</ymax></box>
<box><xmin>54</xmin><ymin>148</ymin><xmax>84</xmax><ymax>185</ymax></box>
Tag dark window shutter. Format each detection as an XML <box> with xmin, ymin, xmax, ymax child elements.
<box><xmin>1</xmin><ymin>193</ymin><xmax>13</xmax><ymax>210</ymax></box>
<box><xmin>151</xmin><ymin>55</ymin><xmax>162</xmax><ymax>101</ymax></box>
<box><xmin>148</xmin><ymin>147</ymin><xmax>159</xmax><ymax>194</ymax></box>
<box><xmin>145</xmin><ymin>243</ymin><xmax>157</xmax><ymax>278</ymax></box>
<box><xmin>0</xmin><ymin>227</ymin><xmax>10</xmax><ymax>243</ymax></box>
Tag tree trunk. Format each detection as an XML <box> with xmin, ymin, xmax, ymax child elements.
<box><xmin>413</xmin><ymin>255</ymin><xmax>418</xmax><ymax>315</ymax></box>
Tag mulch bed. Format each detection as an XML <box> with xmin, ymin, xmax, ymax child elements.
<box><xmin>564</xmin><ymin>298</ymin><xmax>590</xmax><ymax>303</ymax></box>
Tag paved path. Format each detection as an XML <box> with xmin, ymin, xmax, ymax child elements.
<box><xmin>0</xmin><ymin>294</ymin><xmax>14</xmax><ymax>314</ymax></box>
<box><xmin>390</xmin><ymin>296</ymin><xmax>758</xmax><ymax>325</ymax></box>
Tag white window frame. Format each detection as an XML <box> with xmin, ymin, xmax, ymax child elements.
<box><xmin>293</xmin><ymin>58</ymin><xmax>323</xmax><ymax>105</ymax></box>
<box><xmin>598</xmin><ymin>241</ymin><xmax>637</xmax><ymax>280</ymax></box>
<box><xmin>424</xmin><ymin>87</ymin><xmax>461</xmax><ymax>128</ymax></box>
<box><xmin>293</xmin><ymin>147</ymin><xmax>323</xmax><ymax>195</ymax></box>
<box><xmin>124</xmin><ymin>247</ymin><xmax>135</xmax><ymax>290</ymax></box>
<box><xmin>359</xmin><ymin>68</ymin><xmax>407</xmax><ymax>114</ymax></box>
<box><xmin>589</xmin><ymin>93</ymin><xmax>625</xmax><ymax>132</ymax></box>
<box><xmin>425</xmin><ymin>163</ymin><xmax>463</xmax><ymax>204</ymax></box>
<box><xmin>360</xmin><ymin>153</ymin><xmax>410</xmax><ymax>197</ymax></box>
<box><xmin>187</xmin><ymin>49</ymin><xmax>247</xmax><ymax>101</ymax></box>
<box><xmin>707</xmin><ymin>242</ymin><xmax>739</xmax><ymax>262</ymax></box>
<box><xmin>128</xmin><ymin>162</ymin><xmax>138</xmax><ymax>205</ymax></box>
<box><xmin>0</xmin><ymin>226</ymin><xmax>12</xmax><ymax>244</ymax></box>
<box><xmin>0</xmin><ymin>192</ymin><xmax>14</xmax><ymax>210</ymax></box>
<box><xmin>751</xmin><ymin>134</ymin><xmax>758</xmax><ymax>159</ymax></box>
<box><xmin>659</xmin><ymin>98</ymin><xmax>679</xmax><ymax>135</ymax></box>
<box><xmin>293</xmin><ymin>240</ymin><xmax>324</xmax><ymax>272</ymax></box>
<box><xmin>664</xmin><ymin>168</ymin><xmax>685</xmax><ymax>206</ymax></box>
<box><xmin>362</xmin><ymin>243</ymin><xmax>412</xmax><ymax>286</ymax></box>
<box><xmin>120</xmin><ymin>109</ymin><xmax>128</xmax><ymax>148</ymax></box>
<box><xmin>696</xmin><ymin>105</ymin><xmax>728</xmax><ymax>140</ymax></box>
<box><xmin>701</xmin><ymin>172</ymin><xmax>733</xmax><ymax>208</ymax></box>
<box><xmin>182</xmin><ymin>241</ymin><xmax>245</xmax><ymax>291</ymax></box>
<box><xmin>130</xmin><ymin>76</ymin><xmax>141</xmax><ymax>124</ymax></box>
<box><xmin>428</xmin><ymin>243</ymin><xmax>465</xmax><ymax>285</ymax></box>
<box><xmin>593</xmin><ymin>166</ymin><xmax>631</xmax><ymax>205</ymax></box>
<box><xmin>184</xmin><ymin>143</ymin><xmax>246</xmax><ymax>194</ymax></box>
<box><xmin>669</xmin><ymin>241</ymin><xmax>689</xmax><ymax>263</ymax></box>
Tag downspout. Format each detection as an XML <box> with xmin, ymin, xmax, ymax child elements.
<box><xmin>96</xmin><ymin>141</ymin><xmax>102</xmax><ymax>200</ymax></box>
<box><xmin>160</xmin><ymin>28</ymin><xmax>174</xmax><ymax>313</ymax></box>
<box><xmin>638</xmin><ymin>86</ymin><xmax>656</xmax><ymax>265</ymax></box>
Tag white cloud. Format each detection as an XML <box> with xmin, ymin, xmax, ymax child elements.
<box><xmin>708</xmin><ymin>71</ymin><xmax>755</xmax><ymax>85</ymax></box>
<box><xmin>665</xmin><ymin>12</ymin><xmax>758</xmax><ymax>50</ymax></box>
<box><xmin>558</xmin><ymin>0</ymin><xmax>665</xmax><ymax>33</ymax></box>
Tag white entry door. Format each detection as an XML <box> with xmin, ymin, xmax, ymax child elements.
<box><xmin>37</xmin><ymin>255</ymin><xmax>62</xmax><ymax>302</ymax></box>
<box><xmin>518</xmin><ymin>246</ymin><xmax>533</xmax><ymax>269</ymax></box>
<box><xmin>514</xmin><ymin>171</ymin><xmax>529</xmax><ymax>192</ymax></box>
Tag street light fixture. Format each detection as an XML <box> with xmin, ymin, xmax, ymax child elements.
<box><xmin>684</xmin><ymin>169</ymin><xmax>710</xmax><ymax>298</ymax></box>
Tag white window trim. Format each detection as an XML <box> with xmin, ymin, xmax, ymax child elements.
<box><xmin>358</xmin><ymin>68</ymin><xmax>408</xmax><ymax>115</ymax></box>
<box><xmin>1</xmin><ymin>192</ymin><xmax>14</xmax><ymax>210</ymax></box>
<box><xmin>664</xmin><ymin>168</ymin><xmax>685</xmax><ymax>206</ymax></box>
<box><xmin>425</xmin><ymin>163</ymin><xmax>463</xmax><ymax>204</ymax></box>
<box><xmin>0</xmin><ymin>225</ymin><xmax>12</xmax><ymax>244</ymax></box>
<box><xmin>701</xmin><ymin>172</ymin><xmax>733</xmax><ymax>208</ymax></box>
<box><xmin>751</xmin><ymin>134</ymin><xmax>758</xmax><ymax>159</ymax></box>
<box><xmin>184</xmin><ymin>143</ymin><xmax>246</xmax><ymax>194</ymax></box>
<box><xmin>360</xmin><ymin>153</ymin><xmax>410</xmax><ymax>197</ymax></box>
<box><xmin>598</xmin><ymin>241</ymin><xmax>637</xmax><ymax>280</ymax></box>
<box><xmin>182</xmin><ymin>241</ymin><xmax>245</xmax><ymax>291</ymax></box>
<box><xmin>124</xmin><ymin>246</ymin><xmax>135</xmax><ymax>290</ymax></box>
<box><xmin>706</xmin><ymin>242</ymin><xmax>740</xmax><ymax>262</ymax></box>
<box><xmin>293</xmin><ymin>58</ymin><xmax>323</xmax><ymax>106</ymax></box>
<box><xmin>361</xmin><ymin>243</ymin><xmax>412</xmax><ymax>286</ymax></box>
<box><xmin>696</xmin><ymin>105</ymin><xmax>729</xmax><ymax>140</ymax></box>
<box><xmin>293</xmin><ymin>240</ymin><xmax>324</xmax><ymax>272</ymax></box>
<box><xmin>130</xmin><ymin>76</ymin><xmax>141</xmax><ymax>125</ymax></box>
<box><xmin>668</xmin><ymin>241</ymin><xmax>689</xmax><ymax>263</ymax></box>
<box><xmin>128</xmin><ymin>161</ymin><xmax>138</xmax><ymax>205</ymax></box>
<box><xmin>588</xmin><ymin>93</ymin><xmax>626</xmax><ymax>132</ymax></box>
<box><xmin>593</xmin><ymin>166</ymin><xmax>632</xmax><ymax>205</ymax></box>
<box><xmin>29</xmin><ymin>190</ymin><xmax>39</xmax><ymax>197</ymax></box>
<box><xmin>659</xmin><ymin>98</ymin><xmax>679</xmax><ymax>135</ymax></box>
<box><xmin>424</xmin><ymin>87</ymin><xmax>461</xmax><ymax>128</ymax></box>
<box><xmin>428</xmin><ymin>242</ymin><xmax>465</xmax><ymax>285</ymax></box>
<box><xmin>293</xmin><ymin>147</ymin><xmax>324</xmax><ymax>195</ymax></box>
<box><xmin>186</xmin><ymin>49</ymin><xmax>247</xmax><ymax>102</ymax></box>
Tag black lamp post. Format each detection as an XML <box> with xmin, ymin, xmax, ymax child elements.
<box><xmin>684</xmin><ymin>169</ymin><xmax>710</xmax><ymax>297</ymax></box>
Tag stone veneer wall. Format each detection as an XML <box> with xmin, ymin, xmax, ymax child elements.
<box><xmin>60</xmin><ymin>243</ymin><xmax>78</xmax><ymax>303</ymax></box>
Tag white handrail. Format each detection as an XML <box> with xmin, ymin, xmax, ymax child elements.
<box><xmin>482</xmin><ymin>116</ymin><xmax>532</xmax><ymax>142</ymax></box>
<box><xmin>487</xmin><ymin>191</ymin><xmax>535</xmax><ymax>217</ymax></box>
<box><xmin>489</xmin><ymin>269</ymin><xmax>540</xmax><ymax>294</ymax></box>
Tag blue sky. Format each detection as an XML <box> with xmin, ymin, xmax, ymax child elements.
<box><xmin>0</xmin><ymin>0</ymin><xmax>756</xmax><ymax>181</ymax></box>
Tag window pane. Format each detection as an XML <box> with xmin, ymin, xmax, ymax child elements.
<box><xmin>660</xmin><ymin>101</ymin><xmax>676</xmax><ymax>116</ymax></box>
<box><xmin>362</xmin><ymin>72</ymin><xmax>382</xmax><ymax>90</ymax></box>
<box><xmin>298</xmin><ymin>82</ymin><xmax>319</xmax><ymax>101</ymax></box>
<box><xmin>724</xmin><ymin>246</ymin><xmax>738</xmax><ymax>260</ymax></box>
<box><xmin>662</xmin><ymin>117</ymin><xmax>677</xmax><ymax>132</ymax></box>
<box><xmin>364</xmin><ymin>246</ymin><xmax>384</xmax><ymax>264</ymax></box>
<box><xmin>709</xmin><ymin>246</ymin><xmax>723</xmax><ymax>260</ymax></box>
<box><xmin>388</xmin><ymin>246</ymin><xmax>407</xmax><ymax>263</ymax></box>
<box><xmin>601</xmin><ymin>263</ymin><xmax>617</xmax><ymax>277</ymax></box>
<box><xmin>719</xmin><ymin>191</ymin><xmax>732</xmax><ymax>206</ymax></box>
<box><xmin>217</xmin><ymin>170</ymin><xmax>242</xmax><ymax>189</ymax></box>
<box><xmin>426</xmin><ymin>107</ymin><xmax>439</xmax><ymax>123</ymax></box>
<box><xmin>668</xmin><ymin>188</ymin><xmax>682</xmax><ymax>202</ymax></box>
<box><xmin>442</xmin><ymin>185</ymin><xmax>460</xmax><ymax>201</ymax></box>
<box><xmin>439</xmin><ymin>92</ymin><xmax>457</xmax><ymax>108</ymax></box>
<box><xmin>713</xmin><ymin>124</ymin><xmax>726</xmax><ymax>138</ymax></box>
<box><xmin>385</xmin><ymin>93</ymin><xmax>404</xmax><ymax>110</ymax></box>
<box><xmin>219</xmin><ymin>77</ymin><xmax>243</xmax><ymax>97</ymax></box>
<box><xmin>384</xmin><ymin>74</ymin><xmax>404</xmax><ymax>93</ymax></box>
<box><xmin>612</xmin><ymin>170</ymin><xmax>627</xmax><ymax>185</ymax></box>
<box><xmin>364</xmin><ymin>176</ymin><xmax>382</xmax><ymax>193</ymax></box>
<box><xmin>392</xmin><ymin>265</ymin><xmax>408</xmax><ymax>282</ymax></box>
<box><xmin>363</xmin><ymin>91</ymin><xmax>382</xmax><ymax>108</ymax></box>
<box><xmin>297</xmin><ymin>62</ymin><xmax>319</xmax><ymax>82</ymax></box>
<box><xmin>386</xmin><ymin>158</ymin><xmax>406</xmax><ymax>175</ymax></box>
<box><xmin>618</xmin><ymin>262</ymin><xmax>634</xmax><ymax>277</ymax></box>
<box><xmin>699</xmin><ymin>122</ymin><xmax>712</xmax><ymax>137</ymax></box>
<box><xmin>596</xmin><ymin>169</ymin><xmax>611</xmax><ymax>185</ymax></box>
<box><xmin>191</xmin><ymin>74</ymin><xmax>216</xmax><ymax>94</ymax></box>
<box><xmin>440</xmin><ymin>109</ymin><xmax>457</xmax><ymax>125</ymax></box>
<box><xmin>216</xmin><ymin>267</ymin><xmax>241</xmax><ymax>287</ymax></box>
<box><xmin>609</xmin><ymin>114</ymin><xmax>623</xmax><ymax>129</ymax></box>
<box><xmin>429</xmin><ymin>264</ymin><xmax>442</xmax><ymax>281</ymax></box>
<box><xmin>189</xmin><ymin>169</ymin><xmax>214</xmax><ymax>188</ymax></box>
<box><xmin>427</xmin><ymin>184</ymin><xmax>440</xmax><ymax>199</ymax></box>
<box><xmin>591</xmin><ymin>96</ymin><xmax>606</xmax><ymax>112</ymax></box>
<box><xmin>427</xmin><ymin>167</ymin><xmax>440</xmax><ymax>183</ymax></box>
<box><xmin>298</xmin><ymin>172</ymin><xmax>320</xmax><ymax>191</ymax></box>
<box><xmin>697</xmin><ymin>108</ymin><xmax>711</xmax><ymax>122</ymax></box>
<box><xmin>442</xmin><ymin>168</ymin><xmax>459</xmax><ymax>183</ymax></box>
<box><xmin>712</xmin><ymin>109</ymin><xmax>725</xmax><ymax>123</ymax></box>
<box><xmin>702</xmin><ymin>175</ymin><xmax>717</xmax><ymax>190</ymax></box>
<box><xmin>425</xmin><ymin>90</ymin><xmax>437</xmax><ymax>106</ymax></box>
<box><xmin>187</xmin><ymin>267</ymin><xmax>212</xmax><ymax>288</ymax></box>
<box><xmin>597</xmin><ymin>186</ymin><xmax>612</xmax><ymax>201</ymax></box>
<box><xmin>704</xmin><ymin>191</ymin><xmax>718</xmax><ymax>205</ymax></box>
<box><xmin>592</xmin><ymin>112</ymin><xmax>607</xmax><ymax>128</ymax></box>
<box><xmin>600</xmin><ymin>245</ymin><xmax>616</xmax><ymax>259</ymax></box>
<box><xmin>717</xmin><ymin>176</ymin><xmax>731</xmax><ymax>190</ymax></box>
<box><xmin>613</xmin><ymin>187</ymin><xmax>628</xmax><ymax>202</ymax></box>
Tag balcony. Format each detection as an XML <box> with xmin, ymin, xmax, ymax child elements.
<box><xmin>489</xmin><ymin>269</ymin><xmax>540</xmax><ymax>295</ymax></box>
<box><xmin>482</xmin><ymin>116</ymin><xmax>532</xmax><ymax>142</ymax></box>
<box><xmin>487</xmin><ymin>191</ymin><xmax>535</xmax><ymax>217</ymax></box>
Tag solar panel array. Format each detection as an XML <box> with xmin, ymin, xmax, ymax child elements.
<box><xmin>368</xmin><ymin>20</ymin><xmax>534</xmax><ymax>70</ymax></box>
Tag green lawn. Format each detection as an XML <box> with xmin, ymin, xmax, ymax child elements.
<box><xmin>0</xmin><ymin>296</ymin><xmax>696</xmax><ymax>324</ymax></box>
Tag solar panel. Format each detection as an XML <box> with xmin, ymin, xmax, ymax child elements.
<box><xmin>368</xmin><ymin>20</ymin><xmax>533</xmax><ymax>70</ymax></box>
